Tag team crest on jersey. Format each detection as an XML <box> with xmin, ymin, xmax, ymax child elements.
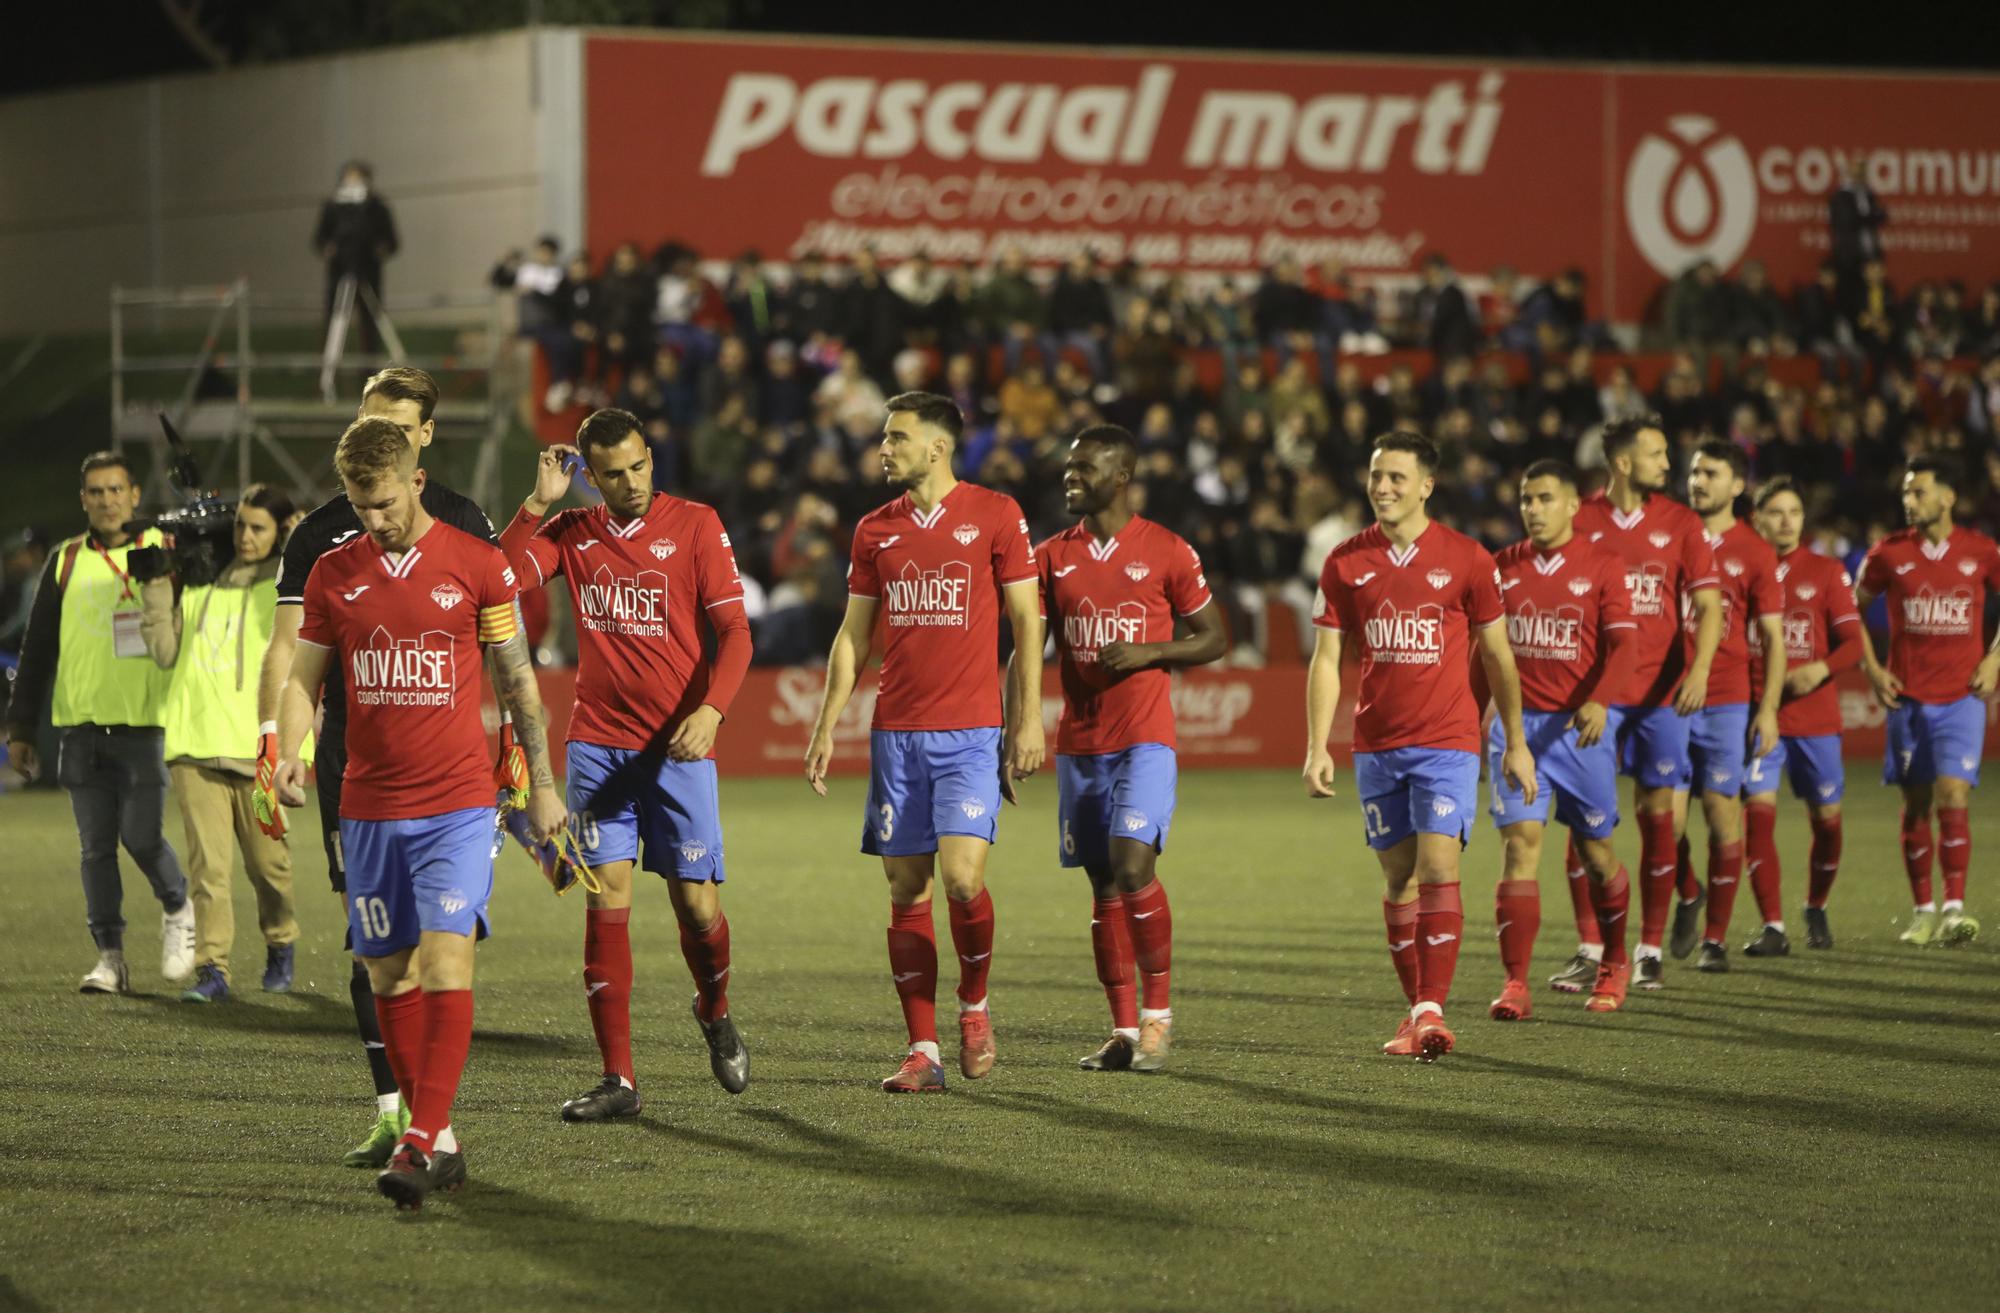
<box><xmin>1122</xmin><ymin>811</ymin><xmax>1148</xmax><ymax>831</ymax></box>
<box><xmin>1125</xmin><ymin>562</ymin><xmax>1150</xmax><ymax>582</ymax></box>
<box><xmin>1648</xmin><ymin>531</ymin><xmax>1672</xmax><ymax>549</ymax></box>
<box><xmin>430</xmin><ymin>583</ymin><xmax>465</xmax><ymax>611</ymax></box>
<box><xmin>1431</xmin><ymin>797</ymin><xmax>1457</xmax><ymax>817</ymax></box>
<box><xmin>680</xmin><ymin>840</ymin><xmax>708</xmax><ymax>864</ymax></box>
<box><xmin>960</xmin><ymin>798</ymin><xmax>987</xmax><ymax>819</ymax></box>
<box><xmin>1796</xmin><ymin>583</ymin><xmax>1817</xmax><ymax>600</ymax></box>
<box><xmin>1960</xmin><ymin>559</ymin><xmax>1979</xmax><ymax>576</ymax></box>
<box><xmin>954</xmin><ymin>524</ymin><xmax>980</xmax><ymax>545</ymax></box>
<box><xmin>1723</xmin><ymin>558</ymin><xmax>1744</xmax><ymax>577</ymax></box>
<box><xmin>1567</xmin><ymin>578</ymin><xmax>1592</xmax><ymax>596</ymax></box>
<box><xmin>1426</xmin><ymin>569</ymin><xmax>1452</xmax><ymax>591</ymax></box>
<box><xmin>650</xmin><ymin>538</ymin><xmax>677</xmax><ymax>560</ymax></box>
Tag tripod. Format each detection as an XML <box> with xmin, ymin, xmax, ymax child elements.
<box><xmin>320</xmin><ymin>274</ymin><xmax>408</xmax><ymax>401</ymax></box>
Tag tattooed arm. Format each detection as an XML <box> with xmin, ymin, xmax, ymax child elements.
<box><xmin>487</xmin><ymin>631</ymin><xmax>565</xmax><ymax>839</ymax></box>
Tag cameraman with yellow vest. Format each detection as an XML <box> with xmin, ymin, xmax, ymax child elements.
<box><xmin>7</xmin><ymin>452</ymin><xmax>196</xmax><ymax>993</ymax></box>
<box><xmin>140</xmin><ymin>484</ymin><xmax>302</xmax><ymax>1004</ymax></box>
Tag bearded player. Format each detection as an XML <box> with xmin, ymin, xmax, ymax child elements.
<box><xmin>1033</xmin><ymin>425</ymin><xmax>1227</xmax><ymax>1073</ymax></box>
<box><xmin>272</xmin><ymin>417</ymin><xmax>564</xmax><ymax>1210</ymax></box>
<box><xmin>254</xmin><ymin>367</ymin><xmax>502</xmax><ymax>1168</ymax></box>
<box><xmin>1673</xmin><ymin>440</ymin><xmax>1785</xmax><ymax>973</ymax></box>
<box><xmin>804</xmin><ymin>392</ymin><xmax>1045</xmax><ymax>1093</ymax></box>
<box><xmin>500</xmin><ymin>408</ymin><xmax>754</xmax><ymax>1120</ymax></box>
<box><xmin>1855</xmin><ymin>455</ymin><xmax>2000</xmax><ymax>947</ymax></box>
<box><xmin>1305</xmin><ymin>432</ymin><xmax>1536</xmax><ymax>1061</ymax></box>
<box><xmin>1743</xmin><ymin>477</ymin><xmax>1862</xmax><ymax>951</ymax></box>
<box><xmin>1568</xmin><ymin>418</ymin><xmax>1721</xmax><ymax>992</ymax></box>
<box><xmin>1487</xmin><ymin>461</ymin><xmax>1639</xmax><ymax>1017</ymax></box>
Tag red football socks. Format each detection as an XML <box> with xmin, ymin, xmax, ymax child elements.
<box><xmin>1415</xmin><ymin>882</ymin><xmax>1464</xmax><ymax>1008</ymax></box>
<box><xmin>1637</xmin><ymin>810</ymin><xmax>1678</xmax><ymax>949</ymax></box>
<box><xmin>1563</xmin><ymin>836</ymin><xmax>1602</xmax><ymax>949</ymax></box>
<box><xmin>1702</xmin><ymin>838</ymin><xmax>1745</xmax><ymax>944</ymax></box>
<box><xmin>1090</xmin><ymin>895</ymin><xmax>1138</xmax><ymax>1031</ymax></box>
<box><xmin>1745</xmin><ymin>800</ymin><xmax>1783</xmax><ymax>926</ymax></box>
<box><xmin>887</xmin><ymin>901</ymin><xmax>938</xmax><ymax>1044</ymax></box>
<box><xmin>1901</xmin><ymin>808</ymin><xmax>1935</xmax><ymax>907</ymax></box>
<box><xmin>1122</xmin><ymin>880</ymin><xmax>1173</xmax><ymax>1012</ymax></box>
<box><xmin>1596</xmin><ymin>866</ymin><xmax>1631</xmax><ymax>966</ymax></box>
<box><xmin>1496</xmin><ymin>879</ymin><xmax>1539</xmax><ymax>985</ymax></box>
<box><xmin>1384</xmin><ymin>898</ymin><xmax>1419</xmax><ymax>1005</ymax></box>
<box><xmin>404</xmin><ymin>988</ymin><xmax>473</xmax><ymax>1153</ymax></box>
<box><xmin>1807</xmin><ymin>812</ymin><xmax>1843</xmax><ymax>909</ymax></box>
<box><xmin>583</xmin><ymin>907</ymin><xmax>634</xmax><ymax>1085</ymax></box>
<box><xmin>372</xmin><ymin>987</ymin><xmax>425</xmax><ymax>1107</ymax></box>
<box><xmin>947</xmin><ymin>888</ymin><xmax>995</xmax><ymax>1006</ymax></box>
<box><xmin>1939</xmin><ymin>807</ymin><xmax>1971</xmax><ymax>905</ymax></box>
<box><xmin>680</xmin><ymin>912</ymin><xmax>732</xmax><ymax>1024</ymax></box>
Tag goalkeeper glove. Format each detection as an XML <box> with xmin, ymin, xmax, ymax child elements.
<box><xmin>494</xmin><ymin>717</ymin><xmax>529</xmax><ymax>812</ymax></box>
<box><xmin>252</xmin><ymin>730</ymin><xmax>286</xmax><ymax>840</ymax></box>
<box><xmin>499</xmin><ymin>805</ymin><xmax>601</xmax><ymax>897</ymax></box>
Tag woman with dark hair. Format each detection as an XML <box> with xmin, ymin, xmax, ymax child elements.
<box><xmin>140</xmin><ymin>484</ymin><xmax>305</xmax><ymax>1003</ymax></box>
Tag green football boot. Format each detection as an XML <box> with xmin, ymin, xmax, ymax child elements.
<box><xmin>344</xmin><ymin>1103</ymin><xmax>410</xmax><ymax>1169</ymax></box>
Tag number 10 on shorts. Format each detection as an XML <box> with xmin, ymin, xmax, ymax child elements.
<box><xmin>355</xmin><ymin>897</ymin><xmax>392</xmax><ymax>940</ymax></box>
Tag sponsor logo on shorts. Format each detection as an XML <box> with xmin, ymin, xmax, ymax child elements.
<box><xmin>440</xmin><ymin>890</ymin><xmax>468</xmax><ymax>915</ymax></box>
<box><xmin>430</xmin><ymin>583</ymin><xmax>465</xmax><ymax>610</ymax></box>
<box><xmin>1121</xmin><ymin>811</ymin><xmax>1148</xmax><ymax>831</ymax></box>
<box><xmin>1654</xmin><ymin>759</ymin><xmax>1677</xmax><ymax>776</ymax></box>
<box><xmin>1431</xmin><ymin>797</ymin><xmax>1457</xmax><ymax>817</ymax></box>
<box><xmin>954</xmin><ymin>523</ymin><xmax>980</xmax><ymax>545</ymax></box>
<box><xmin>1426</xmin><ymin>569</ymin><xmax>1452</xmax><ymax>591</ymax></box>
<box><xmin>650</xmin><ymin>538</ymin><xmax>678</xmax><ymax>559</ymax></box>
<box><xmin>960</xmin><ymin>798</ymin><xmax>987</xmax><ymax>820</ymax></box>
<box><xmin>1962</xmin><ymin>756</ymin><xmax>1977</xmax><ymax>771</ymax></box>
<box><xmin>1583</xmin><ymin>810</ymin><xmax>1606</xmax><ymax>828</ymax></box>
<box><xmin>1818</xmin><ymin>783</ymin><xmax>1837</xmax><ymax>798</ymax></box>
<box><xmin>680</xmin><ymin>840</ymin><xmax>709</xmax><ymax>864</ymax></box>
<box><xmin>1709</xmin><ymin>767</ymin><xmax>1731</xmax><ymax>785</ymax></box>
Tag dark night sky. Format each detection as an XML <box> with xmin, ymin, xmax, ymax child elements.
<box><xmin>7</xmin><ymin>0</ymin><xmax>1995</xmax><ymax>98</ymax></box>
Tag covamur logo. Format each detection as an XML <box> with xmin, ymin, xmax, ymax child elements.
<box><xmin>1625</xmin><ymin>114</ymin><xmax>1758</xmax><ymax>278</ymax></box>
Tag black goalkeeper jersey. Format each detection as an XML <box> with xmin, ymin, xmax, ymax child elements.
<box><xmin>277</xmin><ymin>479</ymin><xmax>497</xmax><ymax>736</ymax></box>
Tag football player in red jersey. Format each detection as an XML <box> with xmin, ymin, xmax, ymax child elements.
<box><xmin>1305</xmin><ymin>432</ymin><xmax>1536</xmax><ymax>1061</ymax></box>
<box><xmin>1034</xmin><ymin>425</ymin><xmax>1227</xmax><ymax>1072</ymax></box>
<box><xmin>805</xmin><ymin>392</ymin><xmax>1045</xmax><ymax>1092</ymax></box>
<box><xmin>1744</xmin><ymin>478</ymin><xmax>1863</xmax><ymax>951</ymax></box>
<box><xmin>1486</xmin><ymin>461</ymin><xmax>1639</xmax><ymax>1017</ymax></box>
<box><xmin>501</xmin><ymin>408</ymin><xmax>755</xmax><ymax>1120</ymax></box>
<box><xmin>1675</xmin><ymin>441</ymin><xmax>1786</xmax><ymax>974</ymax></box>
<box><xmin>1569</xmin><ymin>418</ymin><xmax>1722</xmax><ymax>992</ymax></box>
<box><xmin>273</xmin><ymin>417</ymin><xmax>564</xmax><ymax>1209</ymax></box>
<box><xmin>1855</xmin><ymin>455</ymin><xmax>2000</xmax><ymax>947</ymax></box>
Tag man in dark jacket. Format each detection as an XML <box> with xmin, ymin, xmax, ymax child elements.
<box><xmin>1415</xmin><ymin>254</ymin><xmax>1479</xmax><ymax>360</ymax></box>
<box><xmin>312</xmin><ymin>161</ymin><xmax>399</xmax><ymax>354</ymax></box>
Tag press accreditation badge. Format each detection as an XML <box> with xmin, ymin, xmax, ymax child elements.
<box><xmin>112</xmin><ymin>609</ymin><xmax>146</xmax><ymax>658</ymax></box>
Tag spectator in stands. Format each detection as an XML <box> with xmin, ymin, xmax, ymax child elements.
<box><xmin>1049</xmin><ymin>251</ymin><xmax>1115</xmax><ymax>375</ymax></box>
<box><xmin>596</xmin><ymin>243</ymin><xmax>657</xmax><ymax>376</ymax></box>
<box><xmin>726</xmin><ymin>250</ymin><xmax>784</xmax><ymax>351</ymax></box>
<box><xmin>1727</xmin><ymin>258</ymin><xmax>1793</xmax><ymax>353</ymax></box>
<box><xmin>653</xmin><ymin>242</ymin><xmax>728</xmax><ymax>365</ymax></box>
<box><xmin>941</xmin><ymin>351</ymin><xmax>988</xmax><ymax>428</ymax></box>
<box><xmin>1112</xmin><ymin>301</ymin><xmax>1178</xmax><ymax>408</ymax></box>
<box><xmin>1</xmin><ymin>527</ymin><xmax>49</xmax><ymax>659</ymax></box>
<box><xmin>1515</xmin><ymin>267</ymin><xmax>1591</xmax><ymax>356</ymax></box>
<box><xmin>1598</xmin><ymin>363</ymin><xmax>1649</xmax><ymax>427</ymax></box>
<box><xmin>1422</xmin><ymin>355</ymin><xmax>1478</xmax><ymax>425</ymax></box>
<box><xmin>1252</xmin><ymin>256</ymin><xmax>1320</xmax><ymax>352</ymax></box>
<box><xmin>313</xmin><ymin>160</ymin><xmax>398</xmax><ymax>354</ymax></box>
<box><xmin>1966</xmin><ymin>283</ymin><xmax>2000</xmax><ymax>357</ymax></box>
<box><xmin>887</xmin><ymin>251</ymin><xmax>950</xmax><ymax>347</ymax></box>
<box><xmin>559</xmin><ymin>253</ymin><xmax>603</xmax><ymax>402</ymax></box>
<box><xmin>976</xmin><ymin>246</ymin><xmax>1047</xmax><ymax>372</ymax></box>
<box><xmin>1269</xmin><ymin>358</ymin><xmax>1330</xmax><ymax>438</ymax></box>
<box><xmin>491</xmin><ymin>237</ymin><xmax>581</xmax><ymax>412</ymax></box>
<box><xmin>1848</xmin><ymin>258</ymin><xmax>1898</xmax><ymax>365</ymax></box>
<box><xmin>1664</xmin><ymin>259</ymin><xmax>1729</xmax><ymax>352</ymax></box>
<box><xmin>1902</xmin><ymin>283</ymin><xmax>1960</xmax><ymax>359</ymax></box>
<box><xmin>1415</xmin><ymin>254</ymin><xmax>1479</xmax><ymax>360</ymax></box>
<box><xmin>690</xmin><ymin>393</ymin><xmax>759</xmax><ymax>498</ymax></box>
<box><xmin>1828</xmin><ymin>154</ymin><xmax>1885</xmax><ymax>285</ymax></box>
<box><xmin>998</xmin><ymin>358</ymin><xmax>1062</xmax><ymax>441</ymax></box>
<box><xmin>699</xmin><ymin>334</ymin><xmax>760</xmax><ymax>424</ymax></box>
<box><xmin>761</xmin><ymin>339</ymin><xmax>812</xmax><ymax>435</ymax></box>
<box><xmin>813</xmin><ymin>348</ymin><xmax>887</xmax><ymax>436</ymax></box>
<box><xmin>786</xmin><ymin>254</ymin><xmax>842</xmax><ymax>355</ymax></box>
<box><xmin>838</xmin><ymin>248</ymin><xmax>907</xmax><ymax>375</ymax></box>
<box><xmin>758</xmin><ymin>491</ymin><xmax>847</xmax><ymax>665</ymax></box>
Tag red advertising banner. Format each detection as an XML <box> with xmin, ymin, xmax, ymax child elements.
<box><xmin>519</xmin><ymin>664</ymin><xmax>1992</xmax><ymax>780</ymax></box>
<box><xmin>585</xmin><ymin>34</ymin><xmax>2000</xmax><ymax>323</ymax></box>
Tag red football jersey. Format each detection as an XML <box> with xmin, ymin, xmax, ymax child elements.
<box><xmin>1313</xmin><ymin>521</ymin><xmax>1504</xmax><ymax>754</ymax></box>
<box><xmin>1750</xmin><ymin>547</ymin><xmax>1862</xmax><ymax>738</ymax></box>
<box><xmin>1574</xmin><ymin>492</ymin><xmax>1718</xmax><ymax>708</ymax></box>
<box><xmin>1858</xmin><ymin>526</ymin><xmax>2000</xmax><ymax>705</ymax></box>
<box><xmin>847</xmin><ymin>482</ymin><xmax>1038</xmax><ymax>732</ymax></box>
<box><xmin>298</xmin><ymin>520</ymin><xmax>518</xmax><ymax>821</ymax></box>
<box><xmin>1039</xmin><ymin>516</ymin><xmax>1213</xmax><ymax>754</ymax></box>
<box><xmin>1494</xmin><ymin>536</ymin><xmax>1636</xmax><ymax>714</ymax></box>
<box><xmin>502</xmin><ymin>493</ymin><xmax>751</xmax><ymax>753</ymax></box>
<box><xmin>1683</xmin><ymin>519</ymin><xmax>1785</xmax><ymax>705</ymax></box>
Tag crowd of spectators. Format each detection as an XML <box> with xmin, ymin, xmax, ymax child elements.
<box><xmin>498</xmin><ymin>238</ymin><xmax>2000</xmax><ymax>663</ymax></box>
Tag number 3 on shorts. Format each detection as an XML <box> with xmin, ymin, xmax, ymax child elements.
<box><xmin>878</xmin><ymin>803</ymin><xmax>895</xmax><ymax>843</ymax></box>
<box><xmin>356</xmin><ymin>897</ymin><xmax>392</xmax><ymax>940</ymax></box>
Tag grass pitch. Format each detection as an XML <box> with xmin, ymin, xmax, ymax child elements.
<box><xmin>2</xmin><ymin>770</ymin><xmax>1996</xmax><ymax>1312</ymax></box>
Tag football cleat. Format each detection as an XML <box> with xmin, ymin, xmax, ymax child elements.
<box><xmin>1546</xmin><ymin>951</ymin><xmax>1600</xmax><ymax>994</ymax></box>
<box><xmin>79</xmin><ymin>950</ymin><xmax>130</xmax><ymax>995</ymax></box>
<box><xmin>1131</xmin><ymin>1018</ymin><xmax>1172</xmax><ymax>1073</ymax></box>
<box><xmin>1413</xmin><ymin>1012</ymin><xmax>1455</xmax><ymax>1062</ymax></box>
<box><xmin>694</xmin><ymin>999</ymin><xmax>750</xmax><ymax>1095</ymax></box>
<box><xmin>161</xmin><ymin>902</ymin><xmax>197</xmax><ymax>982</ymax></box>
<box><xmin>1898</xmin><ymin>910</ymin><xmax>1941</xmax><ymax>946</ymax></box>
<box><xmin>1743</xmin><ymin>925</ymin><xmax>1790</xmax><ymax>958</ymax></box>
<box><xmin>1585</xmin><ymin>961</ymin><xmax>1631</xmax><ymax>1012</ymax></box>
<box><xmin>1804</xmin><ymin>907</ymin><xmax>1834</xmax><ymax>950</ymax></box>
<box><xmin>1696</xmin><ymin>941</ymin><xmax>1730</xmax><ymax>973</ymax></box>
<box><xmin>1634</xmin><ymin>956</ymin><xmax>1666</xmax><ymax>991</ymax></box>
<box><xmin>560</xmin><ymin>1075</ymin><xmax>643</xmax><ymax>1123</ymax></box>
<box><xmin>1489</xmin><ymin>979</ymin><xmax>1533</xmax><ymax>1021</ymax></box>
<box><xmin>376</xmin><ymin>1142</ymin><xmax>432</xmax><ymax>1211</ymax></box>
<box><xmin>1937</xmin><ymin>909</ymin><xmax>1981</xmax><ymax>947</ymax></box>
<box><xmin>957</xmin><ymin>1008</ymin><xmax>996</xmax><ymax>1080</ymax></box>
<box><xmin>881</xmin><ymin>1051</ymin><xmax>948</xmax><ymax>1094</ymax></box>
<box><xmin>180</xmin><ymin>964</ymin><xmax>229</xmax><ymax>1004</ymax></box>
<box><xmin>428</xmin><ymin>1148</ymin><xmax>467</xmax><ymax>1196</ymax></box>
<box><xmin>1669</xmin><ymin>891</ymin><xmax>1707</xmax><ymax>960</ymax></box>
<box><xmin>261</xmin><ymin>944</ymin><xmax>295</xmax><ymax>993</ymax></box>
<box><xmin>1079</xmin><ymin>1033</ymin><xmax>1136</xmax><ymax>1072</ymax></box>
<box><xmin>1382</xmin><ymin>1017</ymin><xmax>1420</xmax><ymax>1057</ymax></box>
<box><xmin>344</xmin><ymin>1106</ymin><xmax>411</xmax><ymax>1169</ymax></box>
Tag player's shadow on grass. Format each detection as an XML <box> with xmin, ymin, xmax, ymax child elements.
<box><xmin>1738</xmin><ymin>961</ymin><xmax>2000</xmax><ymax>1002</ymax></box>
<box><xmin>453</xmin><ymin>1180</ymin><xmax>984</xmax><ymax>1313</ymax></box>
<box><xmin>1656</xmin><ymin>984</ymin><xmax>1978</xmax><ymax>1028</ymax></box>
<box><xmin>1559</xmin><ymin>992</ymin><xmax>2000</xmax><ymax>1073</ymax></box>
<box><xmin>977</xmin><ymin>1085</ymin><xmax>1570</xmax><ymax>1203</ymax></box>
<box><xmin>638</xmin><ymin>1105</ymin><xmax>1194</xmax><ymax>1232</ymax></box>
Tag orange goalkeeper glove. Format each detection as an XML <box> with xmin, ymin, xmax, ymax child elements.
<box><xmin>494</xmin><ymin>717</ymin><xmax>529</xmax><ymax>812</ymax></box>
<box><xmin>252</xmin><ymin>730</ymin><xmax>286</xmax><ymax>840</ymax></box>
